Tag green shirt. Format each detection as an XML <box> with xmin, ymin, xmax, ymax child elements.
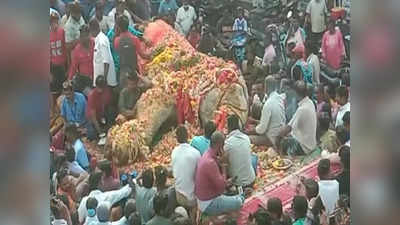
<box><xmin>293</xmin><ymin>218</ymin><xmax>306</xmax><ymax>225</ymax></box>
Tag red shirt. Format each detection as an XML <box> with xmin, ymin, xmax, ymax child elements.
<box><xmin>68</xmin><ymin>38</ymin><xmax>95</xmax><ymax>80</ymax></box>
<box><xmin>50</xmin><ymin>27</ymin><xmax>67</xmax><ymax>66</ymax></box>
<box><xmin>194</xmin><ymin>148</ymin><xmax>227</xmax><ymax>201</ymax></box>
<box><xmin>86</xmin><ymin>87</ymin><xmax>112</xmax><ymax>119</ymax></box>
<box><xmin>114</xmin><ymin>31</ymin><xmax>146</xmax><ymax>73</ymax></box>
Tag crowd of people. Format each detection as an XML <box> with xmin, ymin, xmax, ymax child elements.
<box><xmin>50</xmin><ymin>0</ymin><xmax>350</xmax><ymax>224</ymax></box>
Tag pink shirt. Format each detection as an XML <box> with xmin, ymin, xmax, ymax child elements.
<box><xmin>262</xmin><ymin>44</ymin><xmax>276</xmax><ymax>66</ymax></box>
<box><xmin>321</xmin><ymin>28</ymin><xmax>345</xmax><ymax>70</ymax></box>
<box><xmin>50</xmin><ymin>27</ymin><xmax>67</xmax><ymax>66</ymax></box>
<box><xmin>194</xmin><ymin>148</ymin><xmax>227</xmax><ymax>201</ymax></box>
<box><xmin>68</xmin><ymin>38</ymin><xmax>95</xmax><ymax>80</ymax></box>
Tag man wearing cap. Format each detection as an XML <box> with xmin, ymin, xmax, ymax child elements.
<box><xmin>175</xmin><ymin>0</ymin><xmax>197</xmax><ymax>37</ymax></box>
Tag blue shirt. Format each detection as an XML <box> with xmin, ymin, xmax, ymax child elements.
<box><xmin>61</xmin><ymin>92</ymin><xmax>87</xmax><ymax>126</ymax></box>
<box><xmin>74</xmin><ymin>139</ymin><xmax>89</xmax><ymax>170</ymax></box>
<box><xmin>190</xmin><ymin>136</ymin><xmax>210</xmax><ymax>155</ymax></box>
<box><xmin>158</xmin><ymin>0</ymin><xmax>178</xmax><ymax>15</ymax></box>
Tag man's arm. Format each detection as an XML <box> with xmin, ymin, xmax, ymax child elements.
<box><xmin>103</xmin><ymin>184</ymin><xmax>133</xmax><ymax>205</ymax></box>
<box><xmin>68</xmin><ymin>49</ymin><xmax>78</xmax><ymax>80</ymax></box>
<box><xmin>87</xmin><ymin>97</ymin><xmax>103</xmax><ymax>135</ymax></box>
<box><xmin>255</xmin><ymin>104</ymin><xmax>272</xmax><ymax>135</ymax></box>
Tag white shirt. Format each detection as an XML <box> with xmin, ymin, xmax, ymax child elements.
<box><xmin>335</xmin><ymin>102</ymin><xmax>350</xmax><ymax>128</ymax></box>
<box><xmin>171</xmin><ymin>143</ymin><xmax>201</xmax><ymax>201</ymax></box>
<box><xmin>94</xmin><ymin>32</ymin><xmax>117</xmax><ymax>87</ymax></box>
<box><xmin>262</xmin><ymin>44</ymin><xmax>276</xmax><ymax>66</ymax></box>
<box><xmin>307</xmin><ymin>53</ymin><xmax>320</xmax><ymax>85</ymax></box>
<box><xmin>318</xmin><ymin>180</ymin><xmax>340</xmax><ymax>217</ymax></box>
<box><xmin>224</xmin><ymin>130</ymin><xmax>255</xmax><ymax>187</ymax></box>
<box><xmin>91</xmin><ymin>15</ymin><xmax>113</xmax><ymax>34</ymax></box>
<box><xmin>52</xmin><ymin>219</ymin><xmax>68</xmax><ymax>225</ymax></box>
<box><xmin>233</xmin><ymin>18</ymin><xmax>248</xmax><ymax>32</ymax></box>
<box><xmin>256</xmin><ymin>91</ymin><xmax>286</xmax><ymax>145</ymax></box>
<box><xmin>78</xmin><ymin>185</ymin><xmax>132</xmax><ymax>224</ymax></box>
<box><xmin>289</xmin><ymin>96</ymin><xmax>317</xmax><ymax>154</ymax></box>
<box><xmin>84</xmin><ymin>215</ymin><xmax>98</xmax><ymax>225</ymax></box>
<box><xmin>64</xmin><ymin>16</ymin><xmax>86</xmax><ymax>43</ymax></box>
<box><xmin>306</xmin><ymin>0</ymin><xmax>328</xmax><ymax>33</ymax></box>
<box><xmin>108</xmin><ymin>9</ymin><xmax>134</xmax><ymax>29</ymax></box>
<box><xmin>66</xmin><ymin>161</ymin><xmax>86</xmax><ymax>176</ymax></box>
<box><xmin>175</xmin><ymin>5</ymin><xmax>197</xmax><ymax>36</ymax></box>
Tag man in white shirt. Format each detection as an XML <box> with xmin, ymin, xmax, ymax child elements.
<box><xmin>92</xmin><ymin>1</ymin><xmax>113</xmax><ymax>34</ymax></box>
<box><xmin>89</xmin><ymin>19</ymin><xmax>117</xmax><ymax>87</ymax></box>
<box><xmin>317</xmin><ymin>159</ymin><xmax>339</xmax><ymax>220</ymax></box>
<box><xmin>108</xmin><ymin>0</ymin><xmax>134</xmax><ymax>29</ymax></box>
<box><xmin>175</xmin><ymin>0</ymin><xmax>197</xmax><ymax>37</ymax></box>
<box><xmin>305</xmin><ymin>0</ymin><xmax>328</xmax><ymax>47</ymax></box>
<box><xmin>171</xmin><ymin>125</ymin><xmax>201</xmax><ymax>217</ymax></box>
<box><xmin>225</xmin><ymin>115</ymin><xmax>255</xmax><ymax>187</ymax></box>
<box><xmin>305</xmin><ymin>41</ymin><xmax>320</xmax><ymax>85</ymax></box>
<box><xmin>277</xmin><ymin>80</ymin><xmax>317</xmax><ymax>156</ymax></box>
<box><xmin>248</xmin><ymin>76</ymin><xmax>286</xmax><ymax>147</ymax></box>
<box><xmin>64</xmin><ymin>2</ymin><xmax>86</xmax><ymax>48</ymax></box>
<box><xmin>335</xmin><ymin>86</ymin><xmax>350</xmax><ymax>128</ymax></box>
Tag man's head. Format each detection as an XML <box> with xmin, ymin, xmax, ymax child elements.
<box><xmin>65</xmin><ymin>147</ymin><xmax>76</xmax><ymax>163</ymax></box>
<box><xmin>142</xmin><ymin>168</ymin><xmax>154</xmax><ymax>189</ymax></box>
<box><xmin>97</xmin><ymin>202</ymin><xmax>111</xmax><ymax>222</ymax></box>
<box><xmin>101</xmin><ymin>160</ymin><xmax>113</xmax><ymax>177</ymax></box>
<box><xmin>95</xmin><ymin>0</ymin><xmax>105</xmax><ymax>19</ymax></box>
<box><xmin>237</xmin><ymin>7</ymin><xmax>244</xmax><ymax>18</ymax></box>
<box><xmin>116</xmin><ymin>0</ymin><xmax>127</xmax><ymax>15</ymax></box>
<box><xmin>227</xmin><ymin>114</ymin><xmax>240</xmax><ymax>133</ymax></box>
<box><xmin>292</xmin><ymin>65</ymin><xmax>303</xmax><ymax>81</ymax></box>
<box><xmin>267</xmin><ymin>197</ymin><xmax>283</xmax><ymax>220</ymax></box>
<box><xmin>342</xmin><ymin>111</ymin><xmax>350</xmax><ymax>132</ymax></box>
<box><xmin>128</xmin><ymin>212</ymin><xmax>141</xmax><ymax>225</ymax></box>
<box><xmin>80</xmin><ymin>25</ymin><xmax>91</xmax><ymax>47</ymax></box>
<box><xmin>251</xmin><ymin>208</ymin><xmax>271</xmax><ymax>225</ymax></box>
<box><xmin>317</xmin><ymin>158</ymin><xmax>331</xmax><ymax>180</ymax></box>
<box><xmin>86</xmin><ymin>197</ymin><xmax>98</xmax><ymax>217</ymax></box>
<box><xmin>328</xmin><ymin>18</ymin><xmax>336</xmax><ymax>34</ymax></box>
<box><xmin>292</xmin><ymin>195</ymin><xmax>308</xmax><ymax>220</ymax></box>
<box><xmin>176</xmin><ymin>125</ymin><xmax>188</xmax><ymax>144</ymax></box>
<box><xmin>63</xmin><ymin>81</ymin><xmax>74</xmax><ymax>102</ymax></box>
<box><xmin>127</xmin><ymin>72</ymin><xmax>139</xmax><ymax>90</ymax></box>
<box><xmin>336</xmin><ymin>125</ymin><xmax>350</xmax><ymax>146</ymax></box>
<box><xmin>252</xmin><ymin>82</ymin><xmax>264</xmax><ymax>99</ymax></box>
<box><xmin>117</xmin><ymin>15</ymin><xmax>130</xmax><ymax>32</ymax></box>
<box><xmin>88</xmin><ymin>172</ymin><xmax>103</xmax><ymax>192</ymax></box>
<box><xmin>154</xmin><ymin>166</ymin><xmax>168</xmax><ymax>188</ymax></box>
<box><xmin>318</xmin><ymin>112</ymin><xmax>331</xmax><ymax>133</ymax></box>
<box><xmin>294</xmin><ymin>80</ymin><xmax>307</xmax><ymax>101</ymax></box>
<box><xmin>335</xmin><ymin>86</ymin><xmax>349</xmax><ymax>106</ymax></box>
<box><xmin>304</xmin><ymin>178</ymin><xmax>319</xmax><ymax>200</ymax></box>
<box><xmin>70</xmin><ymin>2</ymin><xmax>81</xmax><ymax>21</ymax></box>
<box><xmin>182</xmin><ymin>0</ymin><xmax>189</xmax><ymax>10</ymax></box>
<box><xmin>338</xmin><ymin>145</ymin><xmax>350</xmax><ymax>170</ymax></box>
<box><xmin>210</xmin><ymin>131</ymin><xmax>225</xmax><ymax>156</ymax></box>
<box><xmin>95</xmin><ymin>75</ymin><xmax>107</xmax><ymax>91</ymax></box>
<box><xmin>65</xmin><ymin>123</ymin><xmax>79</xmax><ymax>142</ymax></box>
<box><xmin>265</xmin><ymin>75</ymin><xmax>279</xmax><ymax>96</ymax></box>
<box><xmin>89</xmin><ymin>19</ymin><xmax>101</xmax><ymax>37</ymax></box>
<box><xmin>57</xmin><ymin>169</ymin><xmax>74</xmax><ymax>192</ymax></box>
<box><xmin>124</xmin><ymin>199</ymin><xmax>137</xmax><ymax>218</ymax></box>
<box><xmin>204</xmin><ymin>120</ymin><xmax>216</xmax><ymax>140</ymax></box>
<box><xmin>153</xmin><ymin>193</ymin><xmax>168</xmax><ymax>216</ymax></box>
<box><xmin>290</xmin><ymin>16</ymin><xmax>300</xmax><ymax>31</ymax></box>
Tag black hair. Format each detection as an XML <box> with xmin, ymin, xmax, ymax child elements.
<box><xmin>267</xmin><ymin>197</ymin><xmax>283</xmax><ymax>218</ymax></box>
<box><xmin>89</xmin><ymin>172</ymin><xmax>103</xmax><ymax>192</ymax></box>
<box><xmin>210</xmin><ymin>131</ymin><xmax>225</xmax><ymax>149</ymax></box>
<box><xmin>153</xmin><ymin>192</ymin><xmax>168</xmax><ymax>215</ymax></box>
<box><xmin>317</xmin><ymin>159</ymin><xmax>331</xmax><ymax>179</ymax></box>
<box><xmin>65</xmin><ymin>123</ymin><xmax>79</xmax><ymax>140</ymax></box>
<box><xmin>154</xmin><ymin>166</ymin><xmax>168</xmax><ymax>188</ymax></box>
<box><xmin>338</xmin><ymin>145</ymin><xmax>350</xmax><ymax>170</ymax></box>
<box><xmin>128</xmin><ymin>212</ymin><xmax>141</xmax><ymax>225</ymax></box>
<box><xmin>321</xmin><ymin>102</ymin><xmax>332</xmax><ymax>118</ymax></box>
<box><xmin>304</xmin><ymin>178</ymin><xmax>319</xmax><ymax>200</ymax></box>
<box><xmin>253</xmin><ymin>208</ymin><xmax>272</xmax><ymax>225</ymax></box>
<box><xmin>227</xmin><ymin>114</ymin><xmax>240</xmax><ymax>132</ymax></box>
<box><xmin>89</xmin><ymin>18</ymin><xmax>100</xmax><ymax>32</ymax></box>
<box><xmin>80</xmin><ymin>24</ymin><xmax>90</xmax><ymax>35</ymax></box>
<box><xmin>292</xmin><ymin>65</ymin><xmax>303</xmax><ymax>81</ymax></box>
<box><xmin>293</xmin><ymin>195</ymin><xmax>308</xmax><ymax>219</ymax></box>
<box><xmin>294</xmin><ymin>80</ymin><xmax>307</xmax><ymax>98</ymax></box>
<box><xmin>56</xmin><ymin>168</ymin><xmax>68</xmax><ymax>185</ymax></box>
<box><xmin>124</xmin><ymin>200</ymin><xmax>137</xmax><ymax>218</ymax></box>
<box><xmin>65</xmin><ymin>147</ymin><xmax>76</xmax><ymax>163</ymax></box>
<box><xmin>142</xmin><ymin>168</ymin><xmax>154</xmax><ymax>189</ymax></box>
<box><xmin>204</xmin><ymin>121</ymin><xmax>216</xmax><ymax>140</ymax></box>
<box><xmin>117</xmin><ymin>15</ymin><xmax>130</xmax><ymax>32</ymax></box>
<box><xmin>176</xmin><ymin>125</ymin><xmax>188</xmax><ymax>144</ymax></box>
<box><xmin>335</xmin><ymin>86</ymin><xmax>349</xmax><ymax>100</ymax></box>
<box><xmin>342</xmin><ymin>111</ymin><xmax>350</xmax><ymax>127</ymax></box>
<box><xmin>318</xmin><ymin>114</ymin><xmax>331</xmax><ymax>133</ymax></box>
<box><xmin>336</xmin><ymin>125</ymin><xmax>350</xmax><ymax>145</ymax></box>
<box><xmin>86</xmin><ymin>197</ymin><xmax>98</xmax><ymax>210</ymax></box>
<box><xmin>95</xmin><ymin>75</ymin><xmax>106</xmax><ymax>87</ymax></box>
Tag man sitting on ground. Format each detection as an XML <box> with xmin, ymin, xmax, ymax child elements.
<box><xmin>146</xmin><ymin>193</ymin><xmax>174</xmax><ymax>225</ymax></box>
<box><xmin>194</xmin><ymin>131</ymin><xmax>244</xmax><ymax>216</ymax></box>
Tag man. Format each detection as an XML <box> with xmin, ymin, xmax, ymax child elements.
<box><xmin>84</xmin><ymin>197</ymin><xmax>99</xmax><ymax>225</ymax></box>
<box><xmin>109</xmin><ymin>0</ymin><xmax>135</xmax><ymax>28</ymax></box>
<box><xmin>89</xmin><ymin>19</ymin><xmax>118</xmax><ymax>87</ymax></box>
<box><xmin>224</xmin><ymin>115</ymin><xmax>255</xmax><ymax>188</ymax></box>
<box><xmin>318</xmin><ymin>112</ymin><xmax>338</xmax><ymax>153</ymax></box>
<box><xmin>99</xmin><ymin>160</ymin><xmax>121</xmax><ymax>192</ymax></box>
<box><xmin>248</xmin><ymin>76</ymin><xmax>286</xmax><ymax>148</ymax></box>
<box><xmin>277</xmin><ymin>80</ymin><xmax>317</xmax><ymax>156</ymax></box>
<box><xmin>57</xmin><ymin>168</ymin><xmax>90</xmax><ymax>211</ymax></box>
<box><xmin>60</xmin><ymin>81</ymin><xmax>87</xmax><ymax>127</ymax></box>
<box><xmin>118</xmin><ymin>72</ymin><xmax>153</xmax><ymax>120</ymax></box>
<box><xmin>65</xmin><ymin>124</ymin><xmax>90</xmax><ymax>170</ymax></box>
<box><xmin>129</xmin><ymin>0</ymin><xmax>152</xmax><ymax>21</ymax></box>
<box><xmin>190</xmin><ymin>120</ymin><xmax>216</xmax><ymax>155</ymax></box>
<box><xmin>50</xmin><ymin>197</ymin><xmax>72</xmax><ymax>225</ymax></box>
<box><xmin>266</xmin><ymin>197</ymin><xmax>292</xmax><ymax>225</ymax></box>
<box><xmin>336</xmin><ymin>145</ymin><xmax>350</xmax><ymax>196</ymax></box>
<box><xmin>95</xmin><ymin>202</ymin><xmax>113</xmax><ymax>225</ymax></box>
<box><xmin>305</xmin><ymin>0</ymin><xmax>328</xmax><ymax>48</ymax></box>
<box><xmin>335</xmin><ymin>86</ymin><xmax>350</xmax><ymax>128</ymax></box>
<box><xmin>78</xmin><ymin>173</ymin><xmax>133</xmax><ymax>224</ymax></box>
<box><xmin>135</xmin><ymin>169</ymin><xmax>157</xmax><ymax>225</ymax></box>
<box><xmin>233</xmin><ymin>7</ymin><xmax>248</xmax><ymax>33</ymax></box>
<box><xmin>317</xmin><ymin>159</ymin><xmax>339</xmax><ymax>219</ymax></box>
<box><xmin>292</xmin><ymin>196</ymin><xmax>308</xmax><ymax>225</ymax></box>
<box><xmin>50</xmin><ymin>12</ymin><xmax>67</xmax><ymax>72</ymax></box>
<box><xmin>64</xmin><ymin>1</ymin><xmax>86</xmax><ymax>50</ymax></box>
<box><xmin>146</xmin><ymin>193</ymin><xmax>174</xmax><ymax>225</ymax></box>
<box><xmin>175</xmin><ymin>0</ymin><xmax>197</xmax><ymax>37</ymax></box>
<box><xmin>303</xmin><ymin>178</ymin><xmax>321</xmax><ymax>225</ymax></box>
<box><xmin>194</xmin><ymin>131</ymin><xmax>244</xmax><ymax>216</ymax></box>
<box><xmin>305</xmin><ymin>41</ymin><xmax>320</xmax><ymax>86</ymax></box>
<box><xmin>113</xmin><ymin>199</ymin><xmax>137</xmax><ymax>225</ymax></box>
<box><xmin>65</xmin><ymin>147</ymin><xmax>87</xmax><ymax>177</ymax></box>
<box><xmin>91</xmin><ymin>1</ymin><xmax>113</xmax><ymax>34</ymax></box>
<box><xmin>171</xmin><ymin>125</ymin><xmax>201</xmax><ymax>220</ymax></box>
<box><xmin>158</xmin><ymin>0</ymin><xmax>178</xmax><ymax>16</ymax></box>
<box><xmin>86</xmin><ymin>75</ymin><xmax>114</xmax><ymax>141</ymax></box>
<box><xmin>68</xmin><ymin>25</ymin><xmax>95</xmax><ymax>92</ymax></box>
